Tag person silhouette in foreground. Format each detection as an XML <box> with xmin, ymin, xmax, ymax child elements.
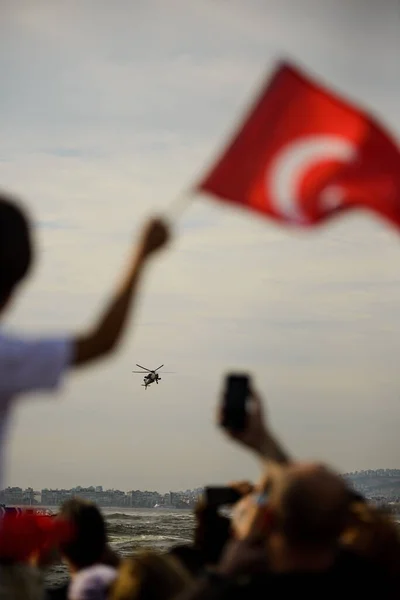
<box><xmin>46</xmin><ymin>498</ymin><xmax>119</xmax><ymax>600</ymax></box>
<box><xmin>0</xmin><ymin>193</ymin><xmax>170</xmax><ymax>491</ymax></box>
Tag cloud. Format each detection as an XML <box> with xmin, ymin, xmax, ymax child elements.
<box><xmin>2</xmin><ymin>0</ymin><xmax>400</xmax><ymax>491</ymax></box>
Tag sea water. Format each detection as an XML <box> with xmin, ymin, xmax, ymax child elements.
<box><xmin>45</xmin><ymin>507</ymin><xmax>194</xmax><ymax>588</ymax></box>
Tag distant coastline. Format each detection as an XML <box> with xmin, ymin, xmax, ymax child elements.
<box><xmin>0</xmin><ymin>486</ymin><xmax>202</xmax><ymax>510</ymax></box>
<box><xmin>2</xmin><ymin>469</ymin><xmax>399</xmax><ymax>511</ymax></box>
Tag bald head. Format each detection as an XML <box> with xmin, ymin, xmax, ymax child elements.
<box><xmin>271</xmin><ymin>463</ymin><xmax>349</xmax><ymax>548</ymax></box>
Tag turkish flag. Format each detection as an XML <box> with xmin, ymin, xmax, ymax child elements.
<box><xmin>196</xmin><ymin>62</ymin><xmax>400</xmax><ymax>228</ymax></box>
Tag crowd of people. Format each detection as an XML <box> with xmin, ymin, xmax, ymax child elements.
<box><xmin>0</xmin><ymin>193</ymin><xmax>399</xmax><ymax>598</ymax></box>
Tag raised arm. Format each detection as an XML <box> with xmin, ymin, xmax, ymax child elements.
<box><xmin>73</xmin><ymin>217</ymin><xmax>170</xmax><ymax>366</ymax></box>
<box><xmin>218</xmin><ymin>387</ymin><xmax>291</xmax><ymax>466</ymax></box>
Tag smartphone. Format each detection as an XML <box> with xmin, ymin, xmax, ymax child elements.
<box><xmin>221</xmin><ymin>373</ymin><xmax>250</xmax><ymax>432</ymax></box>
<box><xmin>204</xmin><ymin>486</ymin><xmax>242</xmax><ymax>507</ymax></box>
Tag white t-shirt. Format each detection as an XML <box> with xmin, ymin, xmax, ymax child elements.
<box><xmin>0</xmin><ymin>332</ymin><xmax>73</xmax><ymax>491</ymax></box>
<box><xmin>68</xmin><ymin>565</ymin><xmax>117</xmax><ymax>600</ymax></box>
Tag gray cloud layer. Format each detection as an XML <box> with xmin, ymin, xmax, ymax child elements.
<box><xmin>1</xmin><ymin>0</ymin><xmax>400</xmax><ymax>491</ymax></box>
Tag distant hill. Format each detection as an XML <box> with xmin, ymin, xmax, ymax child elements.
<box><xmin>344</xmin><ymin>469</ymin><xmax>400</xmax><ymax>502</ymax></box>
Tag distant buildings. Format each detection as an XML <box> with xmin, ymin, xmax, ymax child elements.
<box><xmin>2</xmin><ymin>470</ymin><xmax>399</xmax><ymax>509</ymax></box>
<box><xmin>0</xmin><ymin>487</ymin><xmax>36</xmax><ymax>506</ymax></box>
<box><xmin>345</xmin><ymin>469</ymin><xmax>400</xmax><ymax>478</ymax></box>
<box><xmin>344</xmin><ymin>469</ymin><xmax>400</xmax><ymax>503</ymax></box>
<box><xmin>0</xmin><ymin>485</ymin><xmax>204</xmax><ymax>509</ymax></box>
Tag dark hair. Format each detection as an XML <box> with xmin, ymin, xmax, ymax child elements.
<box><xmin>277</xmin><ymin>474</ymin><xmax>349</xmax><ymax>547</ymax></box>
<box><xmin>58</xmin><ymin>498</ymin><xmax>107</xmax><ymax>569</ymax></box>
<box><xmin>168</xmin><ymin>545</ymin><xmax>204</xmax><ymax>577</ymax></box>
<box><xmin>0</xmin><ymin>194</ymin><xmax>33</xmax><ymax>304</ymax></box>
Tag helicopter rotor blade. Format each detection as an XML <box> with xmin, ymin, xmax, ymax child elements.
<box><xmin>154</xmin><ymin>364</ymin><xmax>164</xmax><ymax>371</ymax></box>
<box><xmin>136</xmin><ymin>364</ymin><xmax>152</xmax><ymax>372</ymax></box>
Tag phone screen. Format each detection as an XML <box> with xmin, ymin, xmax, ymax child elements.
<box><xmin>221</xmin><ymin>373</ymin><xmax>250</xmax><ymax>432</ymax></box>
<box><xmin>205</xmin><ymin>486</ymin><xmax>242</xmax><ymax>507</ymax></box>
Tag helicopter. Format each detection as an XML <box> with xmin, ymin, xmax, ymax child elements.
<box><xmin>132</xmin><ymin>364</ymin><xmax>174</xmax><ymax>389</ymax></box>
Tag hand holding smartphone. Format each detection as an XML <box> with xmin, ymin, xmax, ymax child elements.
<box><xmin>204</xmin><ymin>486</ymin><xmax>242</xmax><ymax>507</ymax></box>
<box><xmin>220</xmin><ymin>373</ymin><xmax>251</xmax><ymax>433</ymax></box>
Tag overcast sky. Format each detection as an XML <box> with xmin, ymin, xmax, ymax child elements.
<box><xmin>1</xmin><ymin>0</ymin><xmax>400</xmax><ymax>493</ymax></box>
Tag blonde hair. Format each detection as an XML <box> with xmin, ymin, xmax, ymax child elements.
<box><xmin>110</xmin><ymin>551</ymin><xmax>192</xmax><ymax>600</ymax></box>
<box><xmin>0</xmin><ymin>563</ymin><xmax>44</xmax><ymax>600</ymax></box>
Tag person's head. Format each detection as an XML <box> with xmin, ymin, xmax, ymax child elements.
<box><xmin>0</xmin><ymin>193</ymin><xmax>33</xmax><ymax>312</ymax></box>
<box><xmin>110</xmin><ymin>551</ymin><xmax>192</xmax><ymax>600</ymax></box>
<box><xmin>269</xmin><ymin>462</ymin><xmax>350</xmax><ymax>551</ymax></box>
<box><xmin>58</xmin><ymin>498</ymin><xmax>108</xmax><ymax>572</ymax></box>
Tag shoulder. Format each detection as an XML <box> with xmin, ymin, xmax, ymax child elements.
<box><xmin>0</xmin><ymin>330</ymin><xmax>72</xmax><ymax>358</ymax></box>
<box><xmin>69</xmin><ymin>565</ymin><xmax>117</xmax><ymax>600</ymax></box>
<box><xmin>0</xmin><ymin>331</ymin><xmax>74</xmax><ymax>396</ymax></box>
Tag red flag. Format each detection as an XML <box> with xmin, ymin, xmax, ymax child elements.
<box><xmin>0</xmin><ymin>511</ymin><xmax>74</xmax><ymax>562</ymax></box>
<box><xmin>197</xmin><ymin>62</ymin><xmax>400</xmax><ymax>228</ymax></box>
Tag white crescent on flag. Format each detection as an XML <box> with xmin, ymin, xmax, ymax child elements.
<box><xmin>267</xmin><ymin>135</ymin><xmax>358</xmax><ymax>222</ymax></box>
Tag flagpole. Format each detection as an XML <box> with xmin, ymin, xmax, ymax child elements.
<box><xmin>160</xmin><ymin>88</ymin><xmax>254</xmax><ymax>226</ymax></box>
<box><xmin>165</xmin><ymin>190</ymin><xmax>195</xmax><ymax>223</ymax></box>
<box><xmin>161</xmin><ymin>64</ymin><xmax>282</xmax><ymax>227</ymax></box>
